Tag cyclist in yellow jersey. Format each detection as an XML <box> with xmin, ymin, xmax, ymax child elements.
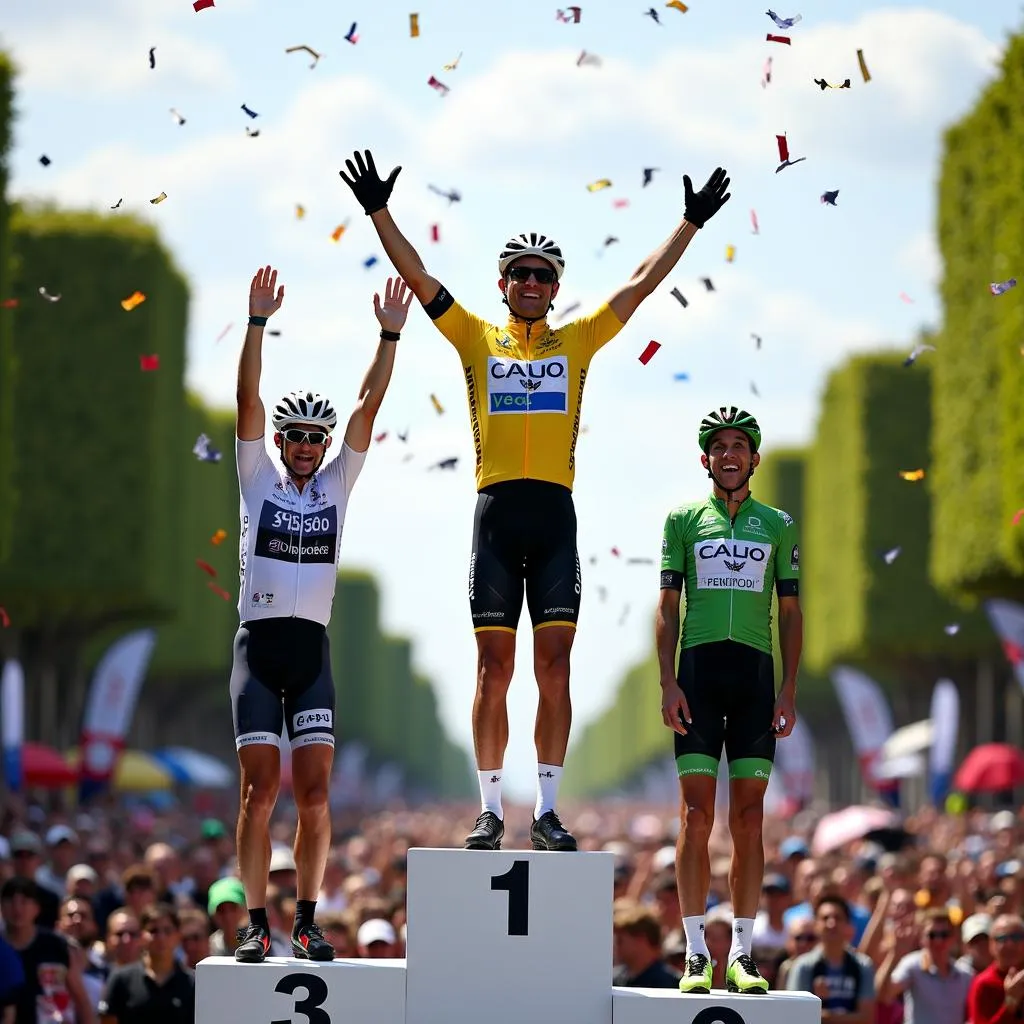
<box><xmin>341</xmin><ymin>149</ymin><xmax>731</xmax><ymax>852</ymax></box>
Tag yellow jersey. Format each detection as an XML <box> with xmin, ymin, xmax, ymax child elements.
<box><xmin>424</xmin><ymin>287</ymin><xmax>625</xmax><ymax>491</ymax></box>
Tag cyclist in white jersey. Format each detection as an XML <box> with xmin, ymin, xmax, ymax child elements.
<box><xmin>231</xmin><ymin>265</ymin><xmax>411</xmax><ymax>963</ymax></box>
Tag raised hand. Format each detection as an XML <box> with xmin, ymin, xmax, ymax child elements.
<box><xmin>683</xmin><ymin>167</ymin><xmax>732</xmax><ymax>228</ymax></box>
<box><xmin>339</xmin><ymin>149</ymin><xmax>402</xmax><ymax>215</ymax></box>
<box><xmin>249</xmin><ymin>265</ymin><xmax>284</xmax><ymax>318</ymax></box>
<box><xmin>373</xmin><ymin>277</ymin><xmax>414</xmax><ymax>334</ymax></box>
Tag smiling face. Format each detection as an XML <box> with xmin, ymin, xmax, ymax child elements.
<box><xmin>275</xmin><ymin>422</ymin><xmax>333</xmax><ymax>480</ymax></box>
<box><xmin>702</xmin><ymin>427</ymin><xmax>759</xmax><ymax>495</ymax></box>
<box><xmin>499</xmin><ymin>256</ymin><xmax>560</xmax><ymax>319</ymax></box>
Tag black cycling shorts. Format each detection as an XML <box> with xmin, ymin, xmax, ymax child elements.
<box><xmin>229</xmin><ymin>617</ymin><xmax>336</xmax><ymax>750</ymax></box>
<box><xmin>674</xmin><ymin>639</ymin><xmax>776</xmax><ymax>777</ymax></box>
<box><xmin>469</xmin><ymin>480</ymin><xmax>581</xmax><ymax>632</ymax></box>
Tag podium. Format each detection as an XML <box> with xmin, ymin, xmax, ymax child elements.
<box><xmin>196</xmin><ymin>848</ymin><xmax>821</xmax><ymax>1024</ymax></box>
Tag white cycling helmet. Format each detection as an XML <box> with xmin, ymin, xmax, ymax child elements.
<box><xmin>498</xmin><ymin>232</ymin><xmax>565</xmax><ymax>281</ymax></box>
<box><xmin>272</xmin><ymin>390</ymin><xmax>338</xmax><ymax>432</ymax></box>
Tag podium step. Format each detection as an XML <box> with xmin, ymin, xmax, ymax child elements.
<box><xmin>195</xmin><ymin>956</ymin><xmax>405</xmax><ymax>1024</ymax></box>
<box><xmin>613</xmin><ymin>987</ymin><xmax>821</xmax><ymax>1024</ymax></box>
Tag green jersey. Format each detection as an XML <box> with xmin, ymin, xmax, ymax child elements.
<box><xmin>660</xmin><ymin>493</ymin><xmax>800</xmax><ymax>655</ymax></box>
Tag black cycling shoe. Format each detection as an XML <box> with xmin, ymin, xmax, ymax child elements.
<box><xmin>530</xmin><ymin>810</ymin><xmax>578</xmax><ymax>851</ymax></box>
<box><xmin>464</xmin><ymin>811</ymin><xmax>504</xmax><ymax>850</ymax></box>
<box><xmin>234</xmin><ymin>923</ymin><xmax>272</xmax><ymax>963</ymax></box>
<box><xmin>292</xmin><ymin>923</ymin><xmax>334</xmax><ymax>961</ymax></box>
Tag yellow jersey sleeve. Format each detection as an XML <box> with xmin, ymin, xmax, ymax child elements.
<box><xmin>566</xmin><ymin>302</ymin><xmax>626</xmax><ymax>360</ymax></box>
<box><xmin>422</xmin><ymin>285</ymin><xmax>490</xmax><ymax>359</ymax></box>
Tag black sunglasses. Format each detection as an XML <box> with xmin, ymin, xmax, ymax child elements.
<box><xmin>282</xmin><ymin>428</ymin><xmax>328</xmax><ymax>445</ymax></box>
<box><xmin>794</xmin><ymin>934</ymin><xmax>816</xmax><ymax>943</ymax></box>
<box><xmin>994</xmin><ymin>932</ymin><xmax>1024</xmax><ymax>943</ymax></box>
<box><xmin>507</xmin><ymin>265</ymin><xmax>557</xmax><ymax>285</ymax></box>
<box><xmin>926</xmin><ymin>931</ymin><xmax>952</xmax><ymax>940</ymax></box>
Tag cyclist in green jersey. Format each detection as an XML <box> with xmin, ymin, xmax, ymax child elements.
<box><xmin>655</xmin><ymin>406</ymin><xmax>802</xmax><ymax>997</ymax></box>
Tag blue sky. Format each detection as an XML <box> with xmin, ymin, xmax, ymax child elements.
<box><xmin>3</xmin><ymin>0</ymin><xmax>1020</xmax><ymax>798</ymax></box>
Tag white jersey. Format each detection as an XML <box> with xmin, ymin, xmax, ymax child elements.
<box><xmin>236</xmin><ymin>437</ymin><xmax>366</xmax><ymax>626</ymax></box>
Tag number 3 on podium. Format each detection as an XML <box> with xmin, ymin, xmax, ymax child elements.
<box><xmin>491</xmin><ymin>860</ymin><xmax>529</xmax><ymax>936</ymax></box>
<box><xmin>271</xmin><ymin>973</ymin><xmax>330</xmax><ymax>1024</ymax></box>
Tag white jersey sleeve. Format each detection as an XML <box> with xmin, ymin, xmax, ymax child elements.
<box><xmin>236</xmin><ymin>437</ymin><xmax>279</xmax><ymax>499</ymax></box>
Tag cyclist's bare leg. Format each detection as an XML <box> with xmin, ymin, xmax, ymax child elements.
<box><xmin>532</xmin><ymin>625</ymin><xmax>575</xmax><ymax>765</ymax></box>
<box><xmin>291</xmin><ymin>742</ymin><xmax>334</xmax><ymax>901</ymax></box>
<box><xmin>676</xmin><ymin>774</ymin><xmax>717</xmax><ymax>917</ymax></box>
<box><xmin>727</xmin><ymin>776</ymin><xmax>769</xmax><ymax>918</ymax></box>
<box><xmin>472</xmin><ymin>630</ymin><xmax>516</xmax><ymax>770</ymax></box>
<box><xmin>236</xmin><ymin>744</ymin><xmax>281</xmax><ymax>910</ymax></box>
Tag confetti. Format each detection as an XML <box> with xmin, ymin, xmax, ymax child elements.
<box><xmin>587</xmin><ymin>179</ymin><xmax>612</xmax><ymax>192</ymax></box>
<box><xmin>1012</xmin><ymin>508</ymin><xmax>1024</xmax><ymax>527</ymax></box>
<box><xmin>207</xmin><ymin>582</ymin><xmax>232</xmax><ymax>601</ymax></box>
<box><xmin>430</xmin><ymin>457</ymin><xmax>458</xmax><ymax>471</ymax></box>
<box><xmin>701</xmin><ymin>277</ymin><xmax>715</xmax><ymax>292</ymax></box>
<box><xmin>196</xmin><ymin>558</ymin><xmax>217</xmax><ymax>577</ymax></box>
<box><xmin>821</xmin><ymin>190</ymin><xmax>839</xmax><ymax>206</ymax></box>
<box><xmin>642</xmin><ymin>167</ymin><xmax>659</xmax><ymax>187</ymax></box>
<box><xmin>409</xmin><ymin>13</ymin><xmax>420</xmax><ymax>36</ymax></box>
<box><xmin>121</xmin><ymin>291</ymin><xmax>146</xmax><ymax>311</ymax></box>
<box><xmin>150</xmin><ymin>191</ymin><xmax>168</xmax><ymax>204</ymax></box>
<box><xmin>814</xmin><ymin>77</ymin><xmax>851</xmax><ymax>90</ymax></box>
<box><xmin>775</xmin><ymin>134</ymin><xmax>806</xmax><ymax>172</ymax></box>
<box><xmin>944</xmin><ymin>623</ymin><xmax>961</xmax><ymax>636</ymax></box>
<box><xmin>0</xmin><ymin>607</ymin><xmax>8</xmax><ymax>628</ymax></box>
<box><xmin>627</xmin><ymin>557</ymin><xmax>654</xmax><ymax>565</ymax></box>
<box><xmin>899</xmin><ymin>292</ymin><xmax>915</xmax><ymax>304</ymax></box>
<box><xmin>285</xmin><ymin>45</ymin><xmax>321</xmax><ymax>68</ymax></box>
<box><xmin>193</xmin><ymin>433</ymin><xmax>222</xmax><ymax>462</ymax></box>
<box><xmin>638</xmin><ymin>340</ymin><xmax>661</xmax><ymax>365</ymax></box>
<box><xmin>602</xmin><ymin>236</ymin><xmax>619</xmax><ymax>248</ymax></box>
<box><xmin>193</xmin><ymin>0</ymin><xmax>214</xmax><ymax>10</ymax></box>
<box><xmin>442</xmin><ymin>53</ymin><xmax>462</xmax><ymax>71</ymax></box>
<box><xmin>762</xmin><ymin>56</ymin><xmax>773</xmax><ymax>88</ymax></box>
<box><xmin>430</xmin><ymin>393</ymin><xmax>444</xmax><ymax>415</ymax></box>
<box><xmin>766</xmin><ymin>10</ymin><xmax>802</xmax><ymax>29</ymax></box>
<box><xmin>612</xmin><ymin>198</ymin><xmax>630</xmax><ymax>209</ymax></box>
<box><xmin>170</xmin><ymin>108</ymin><xmax>186</xmax><ymax>126</ymax></box>
<box><xmin>331</xmin><ymin>221</ymin><xmax>350</xmax><ymax>242</ymax></box>
<box><xmin>211</xmin><ymin>529</ymin><xmax>228</xmax><ymax>545</ymax></box>
<box><xmin>673</xmin><ymin>372</ymin><xmax>690</xmax><ymax>381</ymax></box>
<box><xmin>397</xmin><ymin>428</ymin><xmax>410</xmax><ymax>442</ymax></box>
<box><xmin>427</xmin><ymin>75</ymin><xmax>450</xmax><ymax>96</ymax></box>
<box><xmin>374</xmin><ymin>431</ymin><xmax>388</xmax><ymax>444</ymax></box>
<box><xmin>295</xmin><ymin>204</ymin><xmax>306</xmax><ymax>219</ymax></box>
<box><xmin>611</xmin><ymin>547</ymin><xmax>622</xmax><ymax>558</ymax></box>
<box><xmin>241</xmin><ymin>103</ymin><xmax>258</xmax><ymax>118</ymax></box>
<box><xmin>666</xmin><ymin>0</ymin><xmax>688</xmax><ymax>10</ymax></box>
<box><xmin>38</xmin><ymin>287</ymin><xmax>60</xmax><ymax>302</ymax></box>
<box><xmin>882</xmin><ymin>546</ymin><xmax>902</xmax><ymax>565</ymax></box>
<box><xmin>214</xmin><ymin>323</ymin><xmax>233</xmax><ymax>344</ymax></box>
<box><xmin>345</xmin><ymin>22</ymin><xmax>359</xmax><ymax>44</ymax></box>
<box><xmin>644</xmin><ymin>8</ymin><xmax>662</xmax><ymax>24</ymax></box>
<box><xmin>1</xmin><ymin>299</ymin><xmax>17</xmax><ymax>309</ymax></box>
<box><xmin>111</xmin><ymin>198</ymin><xmax>123</xmax><ymax>209</ymax></box>
<box><xmin>902</xmin><ymin>343</ymin><xmax>935</xmax><ymax>367</ymax></box>
<box><xmin>430</xmin><ymin>224</ymin><xmax>440</xmax><ymax>242</ymax></box>
<box><xmin>899</xmin><ymin>469</ymin><xmax>926</xmax><ymax>481</ymax></box>
<box><xmin>990</xmin><ymin>278</ymin><xmax>1017</xmax><ymax>296</ymax></box>
<box><xmin>577</xmin><ymin>50</ymin><xmax>602</xmax><ymax>67</ymax></box>
<box><xmin>245</xmin><ymin>127</ymin><xmax>260</xmax><ymax>138</ymax></box>
<box><xmin>752</xmin><ymin>333</ymin><xmax>762</xmax><ymax>349</ymax></box>
<box><xmin>555</xmin><ymin>301</ymin><xmax>582</xmax><ymax>321</ymax></box>
<box><xmin>139</xmin><ymin>354</ymin><xmax>160</xmax><ymax>371</ymax></box>
<box><xmin>750</xmin><ymin>381</ymin><xmax>760</xmax><ymax>397</ymax></box>
<box><xmin>618</xmin><ymin>604</ymin><xmax>630</xmax><ymax>627</ymax></box>
<box><xmin>856</xmin><ymin>48</ymin><xmax>871</xmax><ymax>82</ymax></box>
<box><xmin>428</xmin><ymin>184</ymin><xmax>461</xmax><ymax>204</ymax></box>
<box><xmin>557</xmin><ymin>6</ymin><xmax>582</xmax><ymax>23</ymax></box>
<box><xmin>363</xmin><ymin>256</ymin><xmax>378</xmax><ymax>269</ymax></box>
<box><xmin>725</xmin><ymin>244</ymin><xmax>736</xmax><ymax>263</ymax></box>
<box><xmin>670</xmin><ymin>287</ymin><xmax>688</xmax><ymax>308</ymax></box>
<box><xmin>751</xmin><ymin>209</ymin><xmax>760</xmax><ymax>234</ymax></box>
<box><xmin>149</xmin><ymin>47</ymin><xmax>156</xmax><ymax>69</ymax></box>
<box><xmin>766</xmin><ymin>34</ymin><xmax>791</xmax><ymax>45</ymax></box>
<box><xmin>39</xmin><ymin>155</ymin><xmax>51</xmax><ymax>167</ymax></box>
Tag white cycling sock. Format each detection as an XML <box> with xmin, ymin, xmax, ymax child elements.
<box><xmin>477</xmin><ymin>769</ymin><xmax>503</xmax><ymax>819</ymax></box>
<box><xmin>534</xmin><ymin>762</ymin><xmax>563</xmax><ymax>819</ymax></box>
<box><xmin>683</xmin><ymin>915</ymin><xmax>709</xmax><ymax>958</ymax></box>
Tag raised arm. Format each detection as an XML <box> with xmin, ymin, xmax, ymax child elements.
<box><xmin>340</xmin><ymin>150</ymin><xmax>443</xmax><ymax>304</ymax></box>
<box><xmin>344</xmin><ymin>278</ymin><xmax>413</xmax><ymax>453</ymax></box>
<box><xmin>237</xmin><ymin>265</ymin><xmax>284</xmax><ymax>440</ymax></box>
<box><xmin>607</xmin><ymin>168</ymin><xmax>731</xmax><ymax>324</ymax></box>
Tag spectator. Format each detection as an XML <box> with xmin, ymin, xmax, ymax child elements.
<box><xmin>959</xmin><ymin>914</ymin><xmax>995</xmax><ymax>976</ymax></box>
<box><xmin>787</xmin><ymin>895</ymin><xmax>875</xmax><ymax>1023</ymax></box>
<box><xmin>612</xmin><ymin>900</ymin><xmax>680</xmax><ymax>988</ymax></box>
<box><xmin>65</xmin><ymin>866</ymin><xmax>99</xmax><ymax>903</ymax></box>
<box><xmin>0</xmin><ymin>839</ymin><xmax>11</xmax><ymax>891</ymax></box>
<box><xmin>98</xmin><ymin>903</ymin><xmax>194</xmax><ymax>1024</ymax></box>
<box><xmin>119</xmin><ymin>868</ymin><xmax>156</xmax><ymax>920</ymax></box>
<box><xmin>0</xmin><ymin>934</ymin><xmax>24</xmax><ymax>1024</ymax></box>
<box><xmin>774</xmin><ymin>916</ymin><xmax>819</xmax><ymax>990</ymax></box>
<box><xmin>704</xmin><ymin>906</ymin><xmax>733</xmax><ymax>991</ymax></box>
<box><xmin>37</xmin><ymin>828</ymin><xmax>80</xmax><ymax>902</ymax></box>
<box><xmin>752</xmin><ymin>873</ymin><xmax>791</xmax><ymax>955</ymax></box>
<box><xmin>1</xmin><ymin>877</ymin><xmax>94</xmax><ymax>1024</ymax></box>
<box><xmin>649</xmin><ymin>870</ymin><xmax>681</xmax><ymax>938</ymax></box>
<box><xmin>206</xmin><ymin>879</ymin><xmax>247</xmax><ymax>958</ymax></box>
<box><xmin>317</xmin><ymin>853</ymin><xmax>348</xmax><ymax>915</ymax></box>
<box><xmin>176</xmin><ymin>910</ymin><xmax>210</xmax><ymax>970</ymax></box>
<box><xmin>57</xmin><ymin>897</ymin><xmax>107</xmax><ymax>1010</ymax></box>
<box><xmin>967</xmin><ymin>913</ymin><xmax>1024</xmax><ymax>1024</ymax></box>
<box><xmin>315</xmin><ymin>912</ymin><xmax>354</xmax><ymax>959</ymax></box>
<box><xmin>267</xmin><ymin>848</ymin><xmax>297</xmax><ymax>895</ymax></box>
<box><xmin>103</xmin><ymin>910</ymin><xmax>143</xmax><ymax>970</ymax></box>
<box><xmin>141</xmin><ymin>846</ymin><xmax>181</xmax><ymax>905</ymax></box>
<box><xmin>876</xmin><ymin>907</ymin><xmax>972</xmax><ymax>1024</ymax></box>
<box><xmin>356</xmin><ymin>919</ymin><xmax>397</xmax><ymax>959</ymax></box>
<box><xmin>8</xmin><ymin>834</ymin><xmax>59</xmax><ymax>930</ymax></box>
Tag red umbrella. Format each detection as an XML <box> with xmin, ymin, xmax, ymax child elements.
<box><xmin>953</xmin><ymin>743</ymin><xmax>1024</xmax><ymax>793</ymax></box>
<box><xmin>22</xmin><ymin>742</ymin><xmax>79</xmax><ymax>789</ymax></box>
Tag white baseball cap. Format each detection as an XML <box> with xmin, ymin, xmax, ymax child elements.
<box><xmin>962</xmin><ymin>913</ymin><xmax>993</xmax><ymax>944</ymax></box>
<box><xmin>268</xmin><ymin>847</ymin><xmax>296</xmax><ymax>873</ymax></box>
<box><xmin>45</xmin><ymin>825</ymin><xmax>79</xmax><ymax>848</ymax></box>
<box><xmin>357</xmin><ymin>918</ymin><xmax>396</xmax><ymax>947</ymax></box>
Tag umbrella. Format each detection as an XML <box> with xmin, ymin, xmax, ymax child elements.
<box><xmin>953</xmin><ymin>743</ymin><xmax>1024</xmax><ymax>793</ymax></box>
<box><xmin>152</xmin><ymin>747</ymin><xmax>235</xmax><ymax>789</ymax></box>
<box><xmin>22</xmin><ymin>742</ymin><xmax>78</xmax><ymax>789</ymax></box>
<box><xmin>66</xmin><ymin>748</ymin><xmax>173</xmax><ymax>792</ymax></box>
<box><xmin>880</xmin><ymin>720</ymin><xmax>934</xmax><ymax>761</ymax></box>
<box><xmin>812</xmin><ymin>805</ymin><xmax>899</xmax><ymax>856</ymax></box>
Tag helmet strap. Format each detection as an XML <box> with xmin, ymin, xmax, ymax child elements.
<box><xmin>707</xmin><ymin>462</ymin><xmax>755</xmax><ymax>504</ymax></box>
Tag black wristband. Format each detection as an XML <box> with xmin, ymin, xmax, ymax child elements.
<box><xmin>248</xmin><ymin>315</ymin><xmax>268</xmax><ymax>327</ymax></box>
<box><xmin>380</xmin><ymin>329</ymin><xmax>400</xmax><ymax>341</ymax></box>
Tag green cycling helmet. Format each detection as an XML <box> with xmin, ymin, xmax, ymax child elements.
<box><xmin>698</xmin><ymin>406</ymin><xmax>761</xmax><ymax>453</ymax></box>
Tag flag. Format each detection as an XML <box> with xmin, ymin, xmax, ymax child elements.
<box><xmin>1</xmin><ymin>660</ymin><xmax>24</xmax><ymax>792</ymax></box>
<box><xmin>984</xmin><ymin>599</ymin><xmax>1024</xmax><ymax>692</ymax></box>
<box><xmin>831</xmin><ymin>665</ymin><xmax>898</xmax><ymax>802</ymax></box>
<box><xmin>929</xmin><ymin>679</ymin><xmax>959</xmax><ymax>805</ymax></box>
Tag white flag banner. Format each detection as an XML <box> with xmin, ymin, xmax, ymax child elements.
<box><xmin>832</xmin><ymin>665</ymin><xmax>895</xmax><ymax>785</ymax></box>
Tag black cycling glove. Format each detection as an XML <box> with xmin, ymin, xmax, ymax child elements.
<box><xmin>339</xmin><ymin>149</ymin><xmax>402</xmax><ymax>215</ymax></box>
<box><xmin>683</xmin><ymin>167</ymin><xmax>731</xmax><ymax>228</ymax></box>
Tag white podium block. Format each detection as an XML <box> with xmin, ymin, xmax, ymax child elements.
<box><xmin>612</xmin><ymin>987</ymin><xmax>821</xmax><ymax>1024</ymax></box>
<box><xmin>195</xmin><ymin>956</ymin><xmax>406</xmax><ymax>1024</ymax></box>
<box><xmin>405</xmin><ymin>848</ymin><xmax>614</xmax><ymax>1024</ymax></box>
